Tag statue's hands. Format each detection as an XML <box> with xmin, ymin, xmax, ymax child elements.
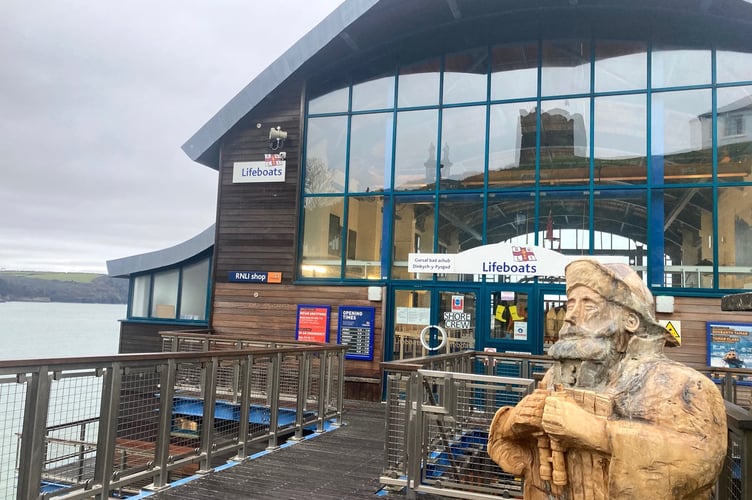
<box><xmin>541</xmin><ymin>394</ymin><xmax>610</xmax><ymax>453</ymax></box>
<box><xmin>506</xmin><ymin>389</ymin><xmax>549</xmax><ymax>438</ymax></box>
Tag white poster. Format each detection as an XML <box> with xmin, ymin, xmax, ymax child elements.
<box><xmin>513</xmin><ymin>321</ymin><xmax>528</xmax><ymax>341</ymax></box>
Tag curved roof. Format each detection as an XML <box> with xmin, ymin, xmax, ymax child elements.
<box><xmin>182</xmin><ymin>0</ymin><xmax>752</xmax><ymax>170</ymax></box>
<box><xmin>106</xmin><ymin>225</ymin><xmax>215</xmax><ymax>278</ymax></box>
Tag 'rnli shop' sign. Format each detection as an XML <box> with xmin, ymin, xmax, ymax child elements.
<box><xmin>228</xmin><ymin>271</ymin><xmax>282</xmax><ymax>283</ymax></box>
<box><xmin>233</xmin><ymin>154</ymin><xmax>286</xmax><ymax>183</ymax></box>
<box><xmin>408</xmin><ymin>243</ymin><xmax>571</xmax><ymax>277</ymax></box>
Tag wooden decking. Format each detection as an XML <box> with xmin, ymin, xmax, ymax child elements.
<box><xmin>146</xmin><ymin>400</ymin><xmax>410</xmax><ymax>500</ymax></box>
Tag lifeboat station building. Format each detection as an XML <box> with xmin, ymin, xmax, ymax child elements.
<box><xmin>108</xmin><ymin>0</ymin><xmax>752</xmax><ymax>400</ymax></box>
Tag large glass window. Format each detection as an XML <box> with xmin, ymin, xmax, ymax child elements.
<box><xmin>301</xmin><ymin>196</ymin><xmax>345</xmax><ymax>278</ymax></box>
<box><xmin>305</xmin><ymin>116</ymin><xmax>347</xmax><ymax>193</ymax></box>
<box><xmin>651</xmin><ymin>89</ymin><xmax>712</xmax><ymax>184</ymax></box>
<box><xmin>595</xmin><ymin>40</ymin><xmax>647</xmax><ymax>92</ymax></box>
<box><xmin>717</xmin><ymin>86</ymin><xmax>752</xmax><ymax>184</ymax></box>
<box><xmin>541</xmin><ymin>40</ymin><xmax>591</xmax><ymax>97</ymax></box>
<box><xmin>345</xmin><ymin>196</ymin><xmax>384</xmax><ymax>279</ymax></box>
<box><xmin>348</xmin><ymin>113</ymin><xmax>393</xmax><ymax>193</ymax></box>
<box><xmin>394</xmin><ymin>109</ymin><xmax>439</xmax><ymax>191</ymax></box>
<box><xmin>491</xmin><ymin>43</ymin><xmax>538</xmax><ymax>101</ymax></box>
<box><xmin>488</xmin><ymin>102</ymin><xmax>537</xmax><ymax>187</ymax></box>
<box><xmin>539</xmin><ymin>98</ymin><xmax>590</xmax><ymax>184</ymax></box>
<box><xmin>439</xmin><ymin>105</ymin><xmax>486</xmax><ymax>189</ymax></box>
<box><xmin>301</xmin><ymin>39</ymin><xmax>752</xmax><ymax>291</ymax></box>
<box><xmin>128</xmin><ymin>256</ymin><xmax>210</xmax><ymax>322</ymax></box>
<box><xmin>443</xmin><ymin>48</ymin><xmax>488</xmax><ymax>105</ymax></box>
<box><xmin>594</xmin><ymin>94</ymin><xmax>647</xmax><ymax>185</ymax></box>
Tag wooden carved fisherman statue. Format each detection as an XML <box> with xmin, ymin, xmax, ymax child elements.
<box><xmin>488</xmin><ymin>259</ymin><xmax>727</xmax><ymax>500</ymax></box>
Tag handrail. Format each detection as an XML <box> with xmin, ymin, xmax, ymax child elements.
<box><xmin>1</xmin><ymin>343</ymin><xmax>346</xmax><ymax>499</ymax></box>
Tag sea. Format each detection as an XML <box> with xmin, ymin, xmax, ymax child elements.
<box><xmin>0</xmin><ymin>301</ymin><xmax>125</xmax><ymax>498</ymax></box>
<box><xmin>0</xmin><ymin>301</ymin><xmax>124</xmax><ymax>360</ymax></box>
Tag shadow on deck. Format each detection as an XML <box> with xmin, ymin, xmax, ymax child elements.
<box><xmin>142</xmin><ymin>400</ymin><xmax>432</xmax><ymax>500</ymax></box>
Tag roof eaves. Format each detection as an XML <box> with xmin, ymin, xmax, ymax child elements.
<box><xmin>181</xmin><ymin>0</ymin><xmax>380</xmax><ymax>169</ymax></box>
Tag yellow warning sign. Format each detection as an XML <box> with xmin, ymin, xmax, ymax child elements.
<box><xmin>659</xmin><ymin>320</ymin><xmax>681</xmax><ymax>345</ymax></box>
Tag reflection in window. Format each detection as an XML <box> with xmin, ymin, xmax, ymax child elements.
<box><xmin>539</xmin><ymin>191</ymin><xmax>591</xmax><ymax>253</ymax></box>
<box><xmin>394</xmin><ymin>109</ymin><xmax>439</xmax><ymax>191</ymax></box>
<box><xmin>443</xmin><ymin>48</ymin><xmax>488</xmax><ymax>104</ymax></box>
<box><xmin>151</xmin><ymin>269</ymin><xmax>179</xmax><ymax>319</ymax></box>
<box><xmin>180</xmin><ymin>259</ymin><xmax>209</xmax><ymax>320</ymax></box>
<box><xmin>651</xmin><ymin>46</ymin><xmax>711</xmax><ymax>88</ymax></box>
<box><xmin>440</xmin><ymin>106</ymin><xmax>486</xmax><ymax>189</ymax></box>
<box><xmin>308</xmin><ymin>87</ymin><xmax>348</xmax><ymax>114</ymax></box>
<box><xmin>539</xmin><ymin>98</ymin><xmax>590</xmax><ymax>183</ymax></box>
<box><xmin>349</xmin><ymin>113</ymin><xmax>393</xmax><ymax>193</ymax></box>
<box><xmin>717</xmin><ymin>86</ymin><xmax>752</xmax><ymax>184</ymax></box>
<box><xmin>305</xmin><ymin>116</ymin><xmax>347</xmax><ymax>194</ymax></box>
<box><xmin>345</xmin><ymin>197</ymin><xmax>384</xmax><ymax>279</ymax></box>
<box><xmin>131</xmin><ymin>275</ymin><xmax>150</xmax><ymax>317</ymax></box>
<box><xmin>651</xmin><ymin>89</ymin><xmax>711</xmax><ymax>184</ymax></box>
<box><xmin>541</xmin><ymin>40</ymin><xmax>591</xmax><ymax>96</ymax></box>
<box><xmin>301</xmin><ymin>197</ymin><xmax>344</xmax><ymax>278</ymax></box>
<box><xmin>719</xmin><ymin>185</ymin><xmax>752</xmax><ymax>289</ymax></box>
<box><xmin>393</xmin><ymin>196</ymin><xmax>435</xmax><ymax>280</ymax></box>
<box><xmin>486</xmin><ymin>192</ymin><xmax>536</xmax><ymax>247</ymax></box>
<box><xmin>488</xmin><ymin>102</ymin><xmax>537</xmax><ymax>187</ymax></box>
<box><xmin>658</xmin><ymin>188</ymin><xmax>712</xmax><ymax>288</ymax></box>
<box><xmin>595</xmin><ymin>40</ymin><xmax>647</xmax><ymax>92</ymax></box>
<box><xmin>593</xmin><ymin>190</ymin><xmax>646</xmax><ymax>271</ymax></box>
<box><xmin>398</xmin><ymin>58</ymin><xmax>440</xmax><ymax>108</ymax></box>
<box><xmin>717</xmin><ymin>50</ymin><xmax>752</xmax><ymax>84</ymax></box>
<box><xmin>352</xmin><ymin>74</ymin><xmax>395</xmax><ymax>111</ymax></box>
<box><xmin>491</xmin><ymin>43</ymin><xmax>538</xmax><ymax>101</ymax></box>
<box><xmin>594</xmin><ymin>94</ymin><xmax>647</xmax><ymax>184</ymax></box>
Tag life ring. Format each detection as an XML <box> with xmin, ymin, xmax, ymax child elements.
<box><xmin>419</xmin><ymin>324</ymin><xmax>447</xmax><ymax>352</ymax></box>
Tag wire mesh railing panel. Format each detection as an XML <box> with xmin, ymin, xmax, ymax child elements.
<box><xmin>722</xmin><ymin>431</ymin><xmax>744</xmax><ymax>500</ymax></box>
<box><xmin>247</xmin><ymin>357</ymin><xmax>272</xmax><ymax>440</ymax></box>
<box><xmin>0</xmin><ymin>378</ymin><xmax>25</xmax><ymax>499</ymax></box>
<box><xmin>209</xmin><ymin>360</ymin><xmax>243</xmax><ymax>452</ymax></box>
<box><xmin>41</xmin><ymin>372</ymin><xmax>103</xmax><ymax>493</ymax></box>
<box><xmin>418</xmin><ymin>372</ymin><xmax>529</xmax><ymax>498</ymax></box>
<box><xmin>114</xmin><ymin>368</ymin><xmax>163</xmax><ymax>482</ymax></box>
<box><xmin>278</xmin><ymin>355</ymin><xmax>301</xmax><ymax>410</ymax></box>
<box><xmin>384</xmin><ymin>373</ymin><xmax>409</xmax><ymax>476</ymax></box>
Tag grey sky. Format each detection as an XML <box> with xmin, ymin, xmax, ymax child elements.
<box><xmin>0</xmin><ymin>1</ymin><xmax>344</xmax><ymax>273</ymax></box>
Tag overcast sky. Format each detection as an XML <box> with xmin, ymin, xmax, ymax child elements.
<box><xmin>0</xmin><ymin>1</ymin><xmax>345</xmax><ymax>274</ymax></box>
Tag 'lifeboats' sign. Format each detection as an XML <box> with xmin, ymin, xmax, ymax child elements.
<box><xmin>233</xmin><ymin>154</ymin><xmax>286</xmax><ymax>183</ymax></box>
<box><xmin>408</xmin><ymin>243</ymin><xmax>571</xmax><ymax>277</ymax></box>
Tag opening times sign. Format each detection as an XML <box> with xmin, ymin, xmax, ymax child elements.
<box><xmin>337</xmin><ymin>306</ymin><xmax>375</xmax><ymax>360</ymax></box>
<box><xmin>296</xmin><ymin>305</ymin><xmax>330</xmax><ymax>343</ymax></box>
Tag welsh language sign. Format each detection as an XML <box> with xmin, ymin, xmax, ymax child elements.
<box><xmin>296</xmin><ymin>305</ymin><xmax>330</xmax><ymax>343</ymax></box>
<box><xmin>408</xmin><ymin>242</ymin><xmax>571</xmax><ymax>277</ymax></box>
<box><xmin>337</xmin><ymin>306</ymin><xmax>375</xmax><ymax>360</ymax></box>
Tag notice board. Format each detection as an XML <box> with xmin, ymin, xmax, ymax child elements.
<box><xmin>296</xmin><ymin>304</ymin><xmax>330</xmax><ymax>343</ymax></box>
<box><xmin>707</xmin><ymin>321</ymin><xmax>752</xmax><ymax>369</ymax></box>
<box><xmin>337</xmin><ymin>306</ymin><xmax>375</xmax><ymax>360</ymax></box>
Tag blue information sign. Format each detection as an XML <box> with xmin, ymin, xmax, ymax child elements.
<box><xmin>337</xmin><ymin>306</ymin><xmax>375</xmax><ymax>360</ymax></box>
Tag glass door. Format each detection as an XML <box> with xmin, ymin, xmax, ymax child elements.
<box><xmin>390</xmin><ymin>287</ymin><xmax>477</xmax><ymax>360</ymax></box>
<box><xmin>484</xmin><ymin>286</ymin><xmax>540</xmax><ymax>354</ymax></box>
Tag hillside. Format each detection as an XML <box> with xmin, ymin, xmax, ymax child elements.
<box><xmin>0</xmin><ymin>272</ymin><xmax>128</xmax><ymax>304</ymax></box>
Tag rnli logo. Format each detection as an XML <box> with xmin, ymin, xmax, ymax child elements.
<box><xmin>512</xmin><ymin>246</ymin><xmax>536</xmax><ymax>262</ymax></box>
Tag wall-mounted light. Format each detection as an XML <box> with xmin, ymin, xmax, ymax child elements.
<box><xmin>269</xmin><ymin>126</ymin><xmax>287</xmax><ymax>150</ymax></box>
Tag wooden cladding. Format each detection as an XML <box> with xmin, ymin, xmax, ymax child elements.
<box><xmin>212</xmin><ymin>282</ymin><xmax>384</xmax><ymax>379</ymax></box>
<box><xmin>214</xmin><ymin>81</ymin><xmax>305</xmax><ymax>283</ymax></box>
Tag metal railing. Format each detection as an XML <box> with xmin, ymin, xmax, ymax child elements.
<box><xmin>381</xmin><ymin>351</ymin><xmax>752</xmax><ymax>500</ymax></box>
<box><xmin>1</xmin><ymin>343</ymin><xmax>345</xmax><ymax>500</ymax></box>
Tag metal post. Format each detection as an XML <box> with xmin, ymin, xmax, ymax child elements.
<box><xmin>290</xmin><ymin>352</ymin><xmax>308</xmax><ymax>441</ymax></box>
<box><xmin>16</xmin><ymin>367</ymin><xmax>51</xmax><ymax>500</ymax></box>
<box><xmin>197</xmin><ymin>357</ymin><xmax>217</xmax><ymax>473</ymax></box>
<box><xmin>91</xmin><ymin>363</ymin><xmax>122</xmax><ymax>500</ymax></box>
<box><xmin>317</xmin><ymin>352</ymin><xmax>327</xmax><ymax>433</ymax></box>
<box><xmin>231</xmin><ymin>354</ymin><xmax>252</xmax><ymax>460</ymax></box>
<box><xmin>266</xmin><ymin>353</ymin><xmax>281</xmax><ymax>450</ymax></box>
<box><xmin>147</xmin><ymin>360</ymin><xmax>177</xmax><ymax>490</ymax></box>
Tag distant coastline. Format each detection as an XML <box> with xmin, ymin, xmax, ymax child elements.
<box><xmin>0</xmin><ymin>271</ymin><xmax>128</xmax><ymax>304</ymax></box>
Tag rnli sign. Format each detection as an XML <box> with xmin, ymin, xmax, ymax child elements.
<box><xmin>232</xmin><ymin>154</ymin><xmax>286</xmax><ymax>183</ymax></box>
<box><xmin>408</xmin><ymin>243</ymin><xmax>571</xmax><ymax>277</ymax></box>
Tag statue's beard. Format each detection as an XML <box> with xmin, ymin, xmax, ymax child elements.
<box><xmin>548</xmin><ymin>323</ymin><xmax>625</xmax><ymax>389</ymax></box>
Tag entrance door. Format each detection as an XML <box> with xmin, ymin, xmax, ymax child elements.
<box><xmin>484</xmin><ymin>286</ymin><xmax>540</xmax><ymax>355</ymax></box>
<box><xmin>390</xmin><ymin>287</ymin><xmax>477</xmax><ymax>360</ymax></box>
